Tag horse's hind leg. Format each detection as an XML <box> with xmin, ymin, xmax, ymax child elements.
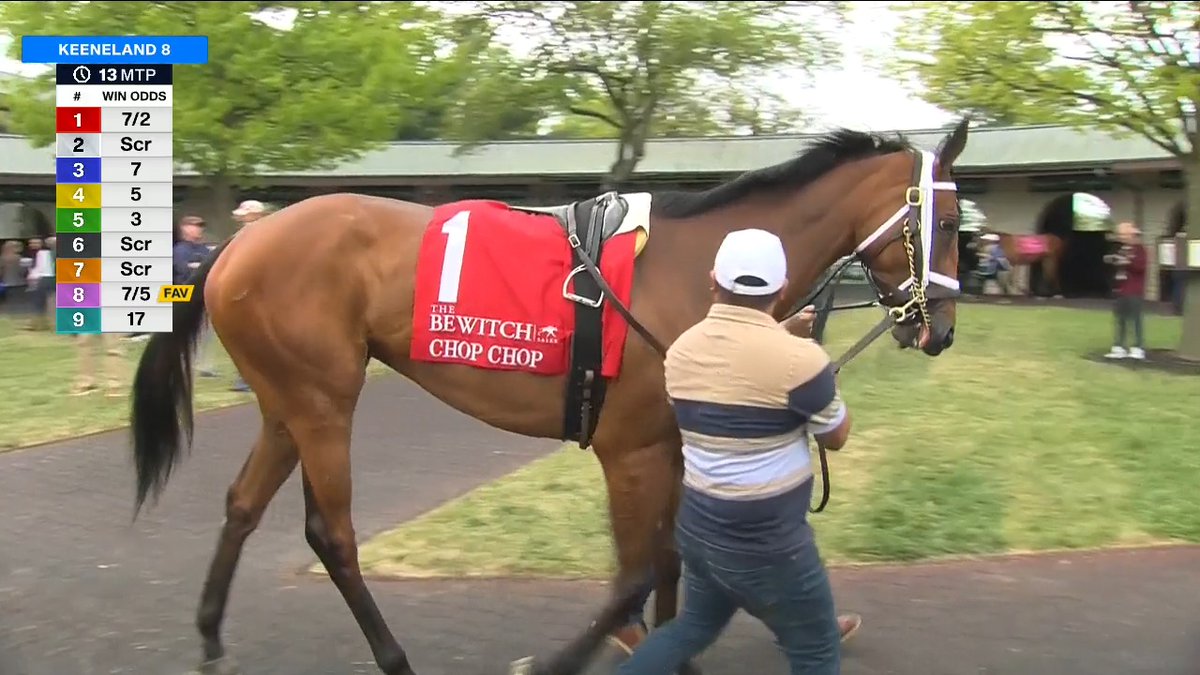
<box><xmin>292</xmin><ymin>412</ymin><xmax>414</xmax><ymax>675</ymax></box>
<box><xmin>194</xmin><ymin>417</ymin><xmax>299</xmax><ymax>673</ymax></box>
<box><xmin>527</xmin><ymin>437</ymin><xmax>696</xmax><ymax>675</ymax></box>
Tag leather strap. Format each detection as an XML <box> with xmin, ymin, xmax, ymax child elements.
<box><xmin>563</xmin><ymin>207</ymin><xmax>607</xmax><ymax>447</ymax></box>
<box><xmin>565</xmin><ymin>232</ymin><xmax>667</xmax><ymax>358</ymax></box>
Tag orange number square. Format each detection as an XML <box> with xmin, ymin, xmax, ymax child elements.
<box><xmin>56</xmin><ymin>258</ymin><xmax>102</xmax><ymax>284</ymax></box>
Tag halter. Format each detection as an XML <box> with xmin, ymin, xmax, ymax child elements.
<box><xmin>855</xmin><ymin>149</ymin><xmax>960</xmax><ymax>327</ymax></box>
<box><xmin>788</xmin><ymin>149</ymin><xmax>961</xmax><ymax>330</ymax></box>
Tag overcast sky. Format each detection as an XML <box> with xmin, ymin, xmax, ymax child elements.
<box><xmin>0</xmin><ymin>4</ymin><xmax>954</xmax><ymax>133</ymax></box>
<box><xmin>780</xmin><ymin>3</ymin><xmax>955</xmax><ymax>131</ymax></box>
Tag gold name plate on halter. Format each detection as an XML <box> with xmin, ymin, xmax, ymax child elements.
<box><xmin>157</xmin><ymin>285</ymin><xmax>195</xmax><ymax>303</ymax></box>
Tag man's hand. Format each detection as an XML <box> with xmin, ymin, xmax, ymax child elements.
<box><xmin>782</xmin><ymin>305</ymin><xmax>818</xmax><ymax>339</ymax></box>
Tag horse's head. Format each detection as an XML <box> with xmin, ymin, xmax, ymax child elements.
<box><xmin>649</xmin><ymin>118</ymin><xmax>973</xmax><ymax>356</ymax></box>
<box><xmin>849</xmin><ymin>118</ymin><xmax>970</xmax><ymax>356</ymax></box>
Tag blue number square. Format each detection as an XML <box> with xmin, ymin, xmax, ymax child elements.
<box><xmin>55</xmin><ymin>157</ymin><xmax>102</xmax><ymax>184</ymax></box>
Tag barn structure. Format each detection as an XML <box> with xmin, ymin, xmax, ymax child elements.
<box><xmin>0</xmin><ymin>123</ymin><xmax>1190</xmax><ymax>301</ymax></box>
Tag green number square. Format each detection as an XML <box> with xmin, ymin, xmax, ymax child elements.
<box><xmin>56</xmin><ymin>208</ymin><xmax>101</xmax><ymax>234</ymax></box>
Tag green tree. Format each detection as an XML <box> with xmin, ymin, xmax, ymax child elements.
<box><xmin>455</xmin><ymin>1</ymin><xmax>845</xmax><ymax>188</ymax></box>
<box><xmin>891</xmin><ymin>0</ymin><xmax>1200</xmax><ymax>359</ymax></box>
<box><xmin>0</xmin><ymin>1</ymin><xmax>447</xmax><ymax>234</ymax></box>
<box><xmin>393</xmin><ymin>13</ymin><xmax>557</xmax><ymax>141</ymax></box>
<box><xmin>0</xmin><ymin>86</ymin><xmax>11</xmax><ymax>134</ymax></box>
<box><xmin>541</xmin><ymin>86</ymin><xmax>807</xmax><ymax>139</ymax></box>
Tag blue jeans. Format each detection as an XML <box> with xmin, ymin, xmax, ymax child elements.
<box><xmin>618</xmin><ymin>526</ymin><xmax>840</xmax><ymax>675</ymax></box>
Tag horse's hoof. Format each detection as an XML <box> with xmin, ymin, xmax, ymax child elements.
<box><xmin>510</xmin><ymin>656</ymin><xmax>539</xmax><ymax>675</ymax></box>
<box><xmin>190</xmin><ymin>656</ymin><xmax>241</xmax><ymax>675</ymax></box>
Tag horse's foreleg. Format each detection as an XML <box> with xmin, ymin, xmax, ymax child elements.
<box><xmin>294</xmin><ymin>415</ymin><xmax>414</xmax><ymax>675</ymax></box>
<box><xmin>648</xmin><ymin>465</ymin><xmax>699</xmax><ymax>675</ymax></box>
<box><xmin>651</xmin><ymin>455</ymin><xmax>684</xmax><ymax>631</ymax></box>
<box><xmin>194</xmin><ymin>419</ymin><xmax>299</xmax><ymax>673</ymax></box>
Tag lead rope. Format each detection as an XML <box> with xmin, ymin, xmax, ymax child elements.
<box><xmin>807</xmin><ymin>276</ymin><xmax>839</xmax><ymax>513</ymax></box>
<box><xmin>806</xmin><ymin>241</ymin><xmax>919</xmax><ymax>513</ymax></box>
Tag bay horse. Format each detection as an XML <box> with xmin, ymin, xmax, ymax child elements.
<box><xmin>985</xmin><ymin>229</ymin><xmax>1066</xmax><ymax>297</ymax></box>
<box><xmin>128</xmin><ymin>118</ymin><xmax>971</xmax><ymax>675</ymax></box>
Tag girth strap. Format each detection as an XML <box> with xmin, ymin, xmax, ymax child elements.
<box><xmin>561</xmin><ymin>196</ymin><xmax>667</xmax><ymax>449</ymax></box>
<box><xmin>562</xmin><ymin>202</ymin><xmax>607</xmax><ymax>449</ymax></box>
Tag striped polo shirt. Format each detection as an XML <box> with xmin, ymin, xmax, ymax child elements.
<box><xmin>665</xmin><ymin>303</ymin><xmax>846</xmax><ymax>555</ymax></box>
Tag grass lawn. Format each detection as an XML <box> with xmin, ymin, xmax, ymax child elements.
<box><xmin>354</xmin><ymin>303</ymin><xmax>1200</xmax><ymax>579</ymax></box>
<box><xmin>0</xmin><ymin>317</ymin><xmax>389</xmax><ymax>450</ymax></box>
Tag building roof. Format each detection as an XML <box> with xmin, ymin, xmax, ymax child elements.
<box><xmin>0</xmin><ymin>123</ymin><xmax>1179</xmax><ymax>180</ymax></box>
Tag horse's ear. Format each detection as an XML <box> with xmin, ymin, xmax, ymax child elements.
<box><xmin>937</xmin><ymin>117</ymin><xmax>971</xmax><ymax>167</ymax></box>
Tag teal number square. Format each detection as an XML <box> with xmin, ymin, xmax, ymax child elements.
<box><xmin>56</xmin><ymin>307</ymin><xmax>102</xmax><ymax>334</ymax></box>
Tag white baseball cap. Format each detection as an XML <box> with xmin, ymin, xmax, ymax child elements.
<box><xmin>712</xmin><ymin>228</ymin><xmax>788</xmax><ymax>296</ymax></box>
<box><xmin>232</xmin><ymin>199</ymin><xmax>265</xmax><ymax>217</ymax></box>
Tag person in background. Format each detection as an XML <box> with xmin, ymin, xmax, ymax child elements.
<box><xmin>22</xmin><ymin>237</ymin><xmax>42</xmax><ymax>288</ymax></box>
<box><xmin>72</xmin><ymin>296</ymin><xmax>126</xmax><ymax>396</ymax></box>
<box><xmin>173</xmin><ymin>215</ymin><xmax>219</xmax><ymax>376</ymax></box>
<box><xmin>72</xmin><ymin>332</ymin><xmax>126</xmax><ymax>396</ymax></box>
<box><xmin>977</xmin><ymin>233</ymin><xmax>1013</xmax><ymax>296</ymax></box>
<box><xmin>1103</xmin><ymin>221</ymin><xmax>1148</xmax><ymax>361</ymax></box>
<box><xmin>227</xmin><ymin>199</ymin><xmax>270</xmax><ymax>392</ymax></box>
<box><xmin>1171</xmin><ymin>229</ymin><xmax>1186</xmax><ymax>316</ymax></box>
<box><xmin>0</xmin><ymin>240</ymin><xmax>26</xmax><ymax>310</ymax></box>
<box><xmin>233</xmin><ymin>199</ymin><xmax>268</xmax><ymax>227</ymax></box>
<box><xmin>25</xmin><ymin>235</ymin><xmax>55</xmax><ymax>330</ymax></box>
<box><xmin>615</xmin><ymin>228</ymin><xmax>858</xmax><ymax>675</ymax></box>
<box><xmin>18</xmin><ymin>238</ymin><xmax>36</xmax><ymax>289</ymax></box>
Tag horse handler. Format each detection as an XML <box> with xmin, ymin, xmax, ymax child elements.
<box><xmin>616</xmin><ymin>229</ymin><xmax>860</xmax><ymax>675</ymax></box>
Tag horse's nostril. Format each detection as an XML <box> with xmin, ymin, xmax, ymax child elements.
<box><xmin>944</xmin><ymin>327</ymin><xmax>955</xmax><ymax>347</ymax></box>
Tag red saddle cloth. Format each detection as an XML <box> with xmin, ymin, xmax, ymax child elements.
<box><xmin>410</xmin><ymin>199</ymin><xmax>638</xmax><ymax>378</ymax></box>
<box><xmin>1015</xmin><ymin>235</ymin><xmax>1048</xmax><ymax>257</ymax></box>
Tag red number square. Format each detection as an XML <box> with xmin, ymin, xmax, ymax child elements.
<box><xmin>55</xmin><ymin>107</ymin><xmax>102</xmax><ymax>134</ymax></box>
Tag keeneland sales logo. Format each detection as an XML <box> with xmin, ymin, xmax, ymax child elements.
<box><xmin>424</xmin><ymin>304</ymin><xmax>561</xmax><ymax>370</ymax></box>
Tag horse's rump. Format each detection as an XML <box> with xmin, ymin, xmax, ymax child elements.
<box><xmin>410</xmin><ymin>199</ymin><xmax>641</xmax><ymax>378</ymax></box>
<box><xmin>1014</xmin><ymin>234</ymin><xmax>1049</xmax><ymax>257</ymax></box>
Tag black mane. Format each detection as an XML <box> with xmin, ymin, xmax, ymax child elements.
<box><xmin>652</xmin><ymin>128</ymin><xmax>915</xmax><ymax>219</ymax></box>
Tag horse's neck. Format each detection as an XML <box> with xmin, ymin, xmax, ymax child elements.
<box><xmin>777</xmin><ymin>215</ymin><xmax>856</xmax><ymax>310</ymax></box>
<box><xmin>758</xmin><ymin>190</ymin><xmax>862</xmax><ymax>314</ymax></box>
<box><xmin>648</xmin><ymin>195</ymin><xmax>858</xmax><ymax>329</ymax></box>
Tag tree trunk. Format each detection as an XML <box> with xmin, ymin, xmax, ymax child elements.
<box><xmin>602</xmin><ymin>128</ymin><xmax>647</xmax><ymax>192</ymax></box>
<box><xmin>204</xmin><ymin>175</ymin><xmax>238</xmax><ymax>240</ymax></box>
<box><xmin>1177</xmin><ymin>156</ymin><xmax>1200</xmax><ymax>361</ymax></box>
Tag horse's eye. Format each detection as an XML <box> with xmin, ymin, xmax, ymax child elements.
<box><xmin>938</xmin><ymin>218</ymin><xmax>958</xmax><ymax>232</ymax></box>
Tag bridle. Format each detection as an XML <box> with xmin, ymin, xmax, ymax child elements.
<box><xmin>786</xmin><ymin>148</ymin><xmax>961</xmax><ymax>512</ymax></box>
<box><xmin>790</xmin><ymin>148</ymin><xmax>962</xmax><ymax>327</ymax></box>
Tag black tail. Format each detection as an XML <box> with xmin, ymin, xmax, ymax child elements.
<box><xmin>130</xmin><ymin>238</ymin><xmax>233</xmax><ymax>516</ymax></box>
